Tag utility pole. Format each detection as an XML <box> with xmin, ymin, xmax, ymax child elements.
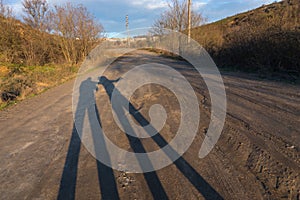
<box><xmin>126</xmin><ymin>15</ymin><xmax>130</xmax><ymax>46</ymax></box>
<box><xmin>187</xmin><ymin>0</ymin><xmax>192</xmax><ymax>43</ymax></box>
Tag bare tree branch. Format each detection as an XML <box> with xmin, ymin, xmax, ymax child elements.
<box><xmin>0</xmin><ymin>0</ymin><xmax>13</xmax><ymax>18</ymax></box>
<box><xmin>22</xmin><ymin>0</ymin><xmax>49</xmax><ymax>31</ymax></box>
<box><xmin>152</xmin><ymin>0</ymin><xmax>204</xmax><ymax>35</ymax></box>
<box><xmin>50</xmin><ymin>3</ymin><xmax>104</xmax><ymax>64</ymax></box>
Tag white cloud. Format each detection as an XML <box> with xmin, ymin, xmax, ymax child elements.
<box><xmin>106</xmin><ymin>32</ymin><xmax>127</xmax><ymax>38</ymax></box>
<box><xmin>100</xmin><ymin>19</ymin><xmax>119</xmax><ymax>25</ymax></box>
<box><xmin>146</xmin><ymin>2</ymin><xmax>168</xmax><ymax>10</ymax></box>
<box><xmin>129</xmin><ymin>0</ymin><xmax>168</xmax><ymax>10</ymax></box>
<box><xmin>131</xmin><ymin>18</ymin><xmax>148</xmax><ymax>23</ymax></box>
<box><xmin>193</xmin><ymin>1</ymin><xmax>207</xmax><ymax>10</ymax></box>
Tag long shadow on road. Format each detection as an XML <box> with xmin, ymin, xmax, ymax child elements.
<box><xmin>57</xmin><ymin>75</ymin><xmax>223</xmax><ymax>200</ymax></box>
<box><xmin>99</xmin><ymin>76</ymin><xmax>224</xmax><ymax>200</ymax></box>
<box><xmin>99</xmin><ymin>77</ymin><xmax>168</xmax><ymax>199</ymax></box>
<box><xmin>57</xmin><ymin>78</ymin><xmax>119</xmax><ymax>200</ymax></box>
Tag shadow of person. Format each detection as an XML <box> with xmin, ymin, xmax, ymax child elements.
<box><xmin>99</xmin><ymin>76</ymin><xmax>223</xmax><ymax>200</ymax></box>
<box><xmin>57</xmin><ymin>77</ymin><xmax>119</xmax><ymax>200</ymax></box>
<box><xmin>99</xmin><ymin>76</ymin><xmax>169</xmax><ymax>199</ymax></box>
<box><xmin>99</xmin><ymin>76</ymin><xmax>121</xmax><ymax>99</ymax></box>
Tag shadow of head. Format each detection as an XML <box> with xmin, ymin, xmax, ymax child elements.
<box><xmin>98</xmin><ymin>76</ymin><xmax>108</xmax><ymax>84</ymax></box>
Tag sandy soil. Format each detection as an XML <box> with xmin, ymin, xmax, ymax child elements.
<box><xmin>0</xmin><ymin>50</ymin><xmax>299</xmax><ymax>200</ymax></box>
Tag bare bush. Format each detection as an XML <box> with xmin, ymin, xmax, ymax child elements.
<box><xmin>50</xmin><ymin>3</ymin><xmax>104</xmax><ymax>64</ymax></box>
<box><xmin>0</xmin><ymin>0</ymin><xmax>13</xmax><ymax>18</ymax></box>
<box><xmin>209</xmin><ymin>0</ymin><xmax>300</xmax><ymax>75</ymax></box>
<box><xmin>22</xmin><ymin>0</ymin><xmax>49</xmax><ymax>31</ymax></box>
<box><xmin>152</xmin><ymin>0</ymin><xmax>204</xmax><ymax>34</ymax></box>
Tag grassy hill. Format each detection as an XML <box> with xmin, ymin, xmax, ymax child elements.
<box><xmin>0</xmin><ymin>16</ymin><xmax>77</xmax><ymax>108</ymax></box>
<box><xmin>191</xmin><ymin>0</ymin><xmax>300</xmax><ymax>79</ymax></box>
<box><xmin>0</xmin><ymin>16</ymin><xmax>66</xmax><ymax>65</ymax></box>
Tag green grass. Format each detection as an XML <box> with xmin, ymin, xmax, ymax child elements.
<box><xmin>0</xmin><ymin>63</ymin><xmax>79</xmax><ymax>110</ymax></box>
<box><xmin>0</xmin><ymin>100</ymin><xmax>17</xmax><ymax>110</ymax></box>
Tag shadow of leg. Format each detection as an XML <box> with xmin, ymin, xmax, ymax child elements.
<box><xmin>100</xmin><ymin>76</ymin><xmax>223</xmax><ymax>199</ymax></box>
<box><xmin>93</xmin><ymin>105</ymin><xmax>120</xmax><ymax>200</ymax></box>
<box><xmin>57</xmin><ymin>126</ymin><xmax>81</xmax><ymax>200</ymax></box>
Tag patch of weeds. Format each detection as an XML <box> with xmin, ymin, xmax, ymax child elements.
<box><xmin>0</xmin><ymin>100</ymin><xmax>17</xmax><ymax>110</ymax></box>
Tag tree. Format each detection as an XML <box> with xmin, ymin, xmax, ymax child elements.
<box><xmin>0</xmin><ymin>0</ymin><xmax>18</xmax><ymax>63</ymax></box>
<box><xmin>50</xmin><ymin>3</ymin><xmax>104</xmax><ymax>64</ymax></box>
<box><xmin>0</xmin><ymin>0</ymin><xmax>13</xmax><ymax>18</ymax></box>
<box><xmin>22</xmin><ymin>0</ymin><xmax>49</xmax><ymax>30</ymax></box>
<box><xmin>152</xmin><ymin>0</ymin><xmax>204</xmax><ymax>34</ymax></box>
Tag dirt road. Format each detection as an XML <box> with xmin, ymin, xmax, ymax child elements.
<box><xmin>0</xmin><ymin>50</ymin><xmax>299</xmax><ymax>200</ymax></box>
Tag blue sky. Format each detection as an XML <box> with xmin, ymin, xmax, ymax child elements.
<box><xmin>6</xmin><ymin>0</ymin><xmax>275</xmax><ymax>37</ymax></box>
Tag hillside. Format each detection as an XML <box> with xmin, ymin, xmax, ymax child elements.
<box><xmin>0</xmin><ymin>1</ymin><xmax>103</xmax><ymax>109</ymax></box>
<box><xmin>0</xmin><ymin>16</ymin><xmax>65</xmax><ymax>65</ymax></box>
<box><xmin>191</xmin><ymin>0</ymin><xmax>300</xmax><ymax>79</ymax></box>
<box><xmin>0</xmin><ymin>16</ymin><xmax>77</xmax><ymax>107</ymax></box>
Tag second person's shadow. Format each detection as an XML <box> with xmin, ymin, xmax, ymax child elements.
<box><xmin>58</xmin><ymin>77</ymin><xmax>119</xmax><ymax>200</ymax></box>
<box><xmin>98</xmin><ymin>76</ymin><xmax>223</xmax><ymax>200</ymax></box>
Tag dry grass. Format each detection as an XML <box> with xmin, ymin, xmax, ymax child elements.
<box><xmin>189</xmin><ymin>0</ymin><xmax>300</xmax><ymax>80</ymax></box>
<box><xmin>0</xmin><ymin>63</ymin><xmax>79</xmax><ymax>109</ymax></box>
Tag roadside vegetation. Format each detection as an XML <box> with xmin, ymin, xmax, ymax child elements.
<box><xmin>152</xmin><ymin>0</ymin><xmax>205</xmax><ymax>34</ymax></box>
<box><xmin>190</xmin><ymin>0</ymin><xmax>300</xmax><ymax>80</ymax></box>
<box><xmin>1</xmin><ymin>0</ymin><xmax>299</xmax><ymax>109</ymax></box>
<box><xmin>0</xmin><ymin>0</ymin><xmax>103</xmax><ymax>109</ymax></box>
<box><xmin>153</xmin><ymin>0</ymin><xmax>300</xmax><ymax>81</ymax></box>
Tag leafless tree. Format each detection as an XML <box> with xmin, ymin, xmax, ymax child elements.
<box><xmin>0</xmin><ymin>0</ymin><xmax>13</xmax><ymax>18</ymax></box>
<box><xmin>0</xmin><ymin>0</ymin><xmax>17</xmax><ymax>64</ymax></box>
<box><xmin>22</xmin><ymin>0</ymin><xmax>48</xmax><ymax>30</ymax></box>
<box><xmin>152</xmin><ymin>0</ymin><xmax>204</xmax><ymax>34</ymax></box>
<box><xmin>50</xmin><ymin>3</ymin><xmax>104</xmax><ymax>64</ymax></box>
